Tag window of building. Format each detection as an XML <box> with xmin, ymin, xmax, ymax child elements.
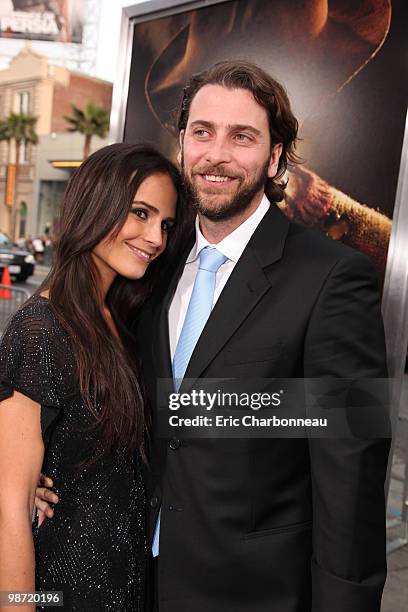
<box><xmin>19</xmin><ymin>141</ymin><xmax>31</xmax><ymax>164</ymax></box>
<box><xmin>15</xmin><ymin>92</ymin><xmax>32</xmax><ymax>163</ymax></box>
<box><xmin>19</xmin><ymin>91</ymin><xmax>30</xmax><ymax>114</ymax></box>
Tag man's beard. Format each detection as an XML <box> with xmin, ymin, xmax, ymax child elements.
<box><xmin>182</xmin><ymin>157</ymin><xmax>270</xmax><ymax>222</ymax></box>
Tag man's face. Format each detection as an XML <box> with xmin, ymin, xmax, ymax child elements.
<box><xmin>179</xmin><ymin>84</ymin><xmax>282</xmax><ymax>221</ymax></box>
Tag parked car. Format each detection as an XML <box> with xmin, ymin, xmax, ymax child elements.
<box><xmin>0</xmin><ymin>232</ymin><xmax>35</xmax><ymax>282</ymax></box>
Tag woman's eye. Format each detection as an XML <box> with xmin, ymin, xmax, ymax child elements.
<box><xmin>132</xmin><ymin>208</ymin><xmax>148</xmax><ymax>220</ymax></box>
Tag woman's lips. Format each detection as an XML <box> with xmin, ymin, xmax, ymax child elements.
<box><xmin>125</xmin><ymin>242</ymin><xmax>154</xmax><ymax>262</ymax></box>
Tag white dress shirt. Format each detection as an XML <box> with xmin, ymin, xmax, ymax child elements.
<box><xmin>168</xmin><ymin>194</ymin><xmax>270</xmax><ymax>360</ymax></box>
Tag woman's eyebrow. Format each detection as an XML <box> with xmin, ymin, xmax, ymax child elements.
<box><xmin>132</xmin><ymin>200</ymin><xmax>175</xmax><ymax>221</ymax></box>
<box><xmin>132</xmin><ymin>200</ymin><xmax>159</xmax><ymax>213</ymax></box>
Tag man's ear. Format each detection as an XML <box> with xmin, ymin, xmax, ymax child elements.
<box><xmin>267</xmin><ymin>143</ymin><xmax>283</xmax><ymax>178</ymax></box>
<box><xmin>177</xmin><ymin>130</ymin><xmax>185</xmax><ymax>165</ymax></box>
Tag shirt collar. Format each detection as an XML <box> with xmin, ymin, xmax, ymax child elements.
<box><xmin>186</xmin><ymin>194</ymin><xmax>270</xmax><ymax>264</ymax></box>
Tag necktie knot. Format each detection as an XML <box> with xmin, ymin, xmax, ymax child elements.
<box><xmin>198</xmin><ymin>247</ymin><xmax>228</xmax><ymax>273</ymax></box>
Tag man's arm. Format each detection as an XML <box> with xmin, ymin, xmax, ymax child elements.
<box><xmin>304</xmin><ymin>250</ymin><xmax>391</xmax><ymax>612</ymax></box>
<box><xmin>34</xmin><ymin>474</ymin><xmax>58</xmax><ymax>525</ymax></box>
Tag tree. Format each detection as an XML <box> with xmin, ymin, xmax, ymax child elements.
<box><xmin>2</xmin><ymin>113</ymin><xmax>38</xmax><ymax>238</ymax></box>
<box><xmin>64</xmin><ymin>102</ymin><xmax>110</xmax><ymax>159</ymax></box>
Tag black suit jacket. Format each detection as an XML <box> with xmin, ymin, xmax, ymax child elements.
<box><xmin>137</xmin><ymin>204</ymin><xmax>390</xmax><ymax>612</ymax></box>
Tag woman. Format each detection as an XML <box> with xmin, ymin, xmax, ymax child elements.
<box><xmin>0</xmin><ymin>143</ymin><xmax>187</xmax><ymax>611</ymax></box>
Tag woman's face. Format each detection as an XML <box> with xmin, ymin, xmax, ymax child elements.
<box><xmin>93</xmin><ymin>172</ymin><xmax>177</xmax><ymax>285</ymax></box>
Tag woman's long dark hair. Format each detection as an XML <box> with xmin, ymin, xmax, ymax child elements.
<box><xmin>41</xmin><ymin>143</ymin><xmax>192</xmax><ymax>461</ymax></box>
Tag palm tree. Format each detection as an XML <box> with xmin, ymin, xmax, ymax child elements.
<box><xmin>64</xmin><ymin>102</ymin><xmax>110</xmax><ymax>159</ymax></box>
<box><xmin>3</xmin><ymin>113</ymin><xmax>38</xmax><ymax>238</ymax></box>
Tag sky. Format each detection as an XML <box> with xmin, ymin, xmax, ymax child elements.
<box><xmin>96</xmin><ymin>0</ymin><xmax>145</xmax><ymax>82</ymax></box>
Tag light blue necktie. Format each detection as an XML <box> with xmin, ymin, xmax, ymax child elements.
<box><xmin>173</xmin><ymin>247</ymin><xmax>228</xmax><ymax>389</ymax></box>
<box><xmin>152</xmin><ymin>247</ymin><xmax>227</xmax><ymax>557</ymax></box>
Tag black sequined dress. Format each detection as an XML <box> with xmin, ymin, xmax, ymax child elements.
<box><xmin>0</xmin><ymin>296</ymin><xmax>146</xmax><ymax>611</ymax></box>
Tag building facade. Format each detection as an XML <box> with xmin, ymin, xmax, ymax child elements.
<box><xmin>0</xmin><ymin>44</ymin><xmax>112</xmax><ymax>238</ymax></box>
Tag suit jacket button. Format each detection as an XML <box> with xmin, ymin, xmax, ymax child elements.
<box><xmin>169</xmin><ymin>437</ymin><xmax>181</xmax><ymax>450</ymax></box>
<box><xmin>150</xmin><ymin>496</ymin><xmax>159</xmax><ymax>508</ymax></box>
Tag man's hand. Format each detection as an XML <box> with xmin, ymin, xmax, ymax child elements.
<box><xmin>35</xmin><ymin>473</ymin><xmax>59</xmax><ymax>526</ymax></box>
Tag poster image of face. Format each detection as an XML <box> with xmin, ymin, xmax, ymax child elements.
<box><xmin>0</xmin><ymin>0</ymin><xmax>84</xmax><ymax>43</ymax></box>
<box><xmin>124</xmin><ymin>0</ymin><xmax>407</xmax><ymax>284</ymax></box>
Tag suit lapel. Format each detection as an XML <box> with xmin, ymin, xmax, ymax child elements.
<box><xmin>153</xmin><ymin>203</ymin><xmax>290</xmax><ymax>385</ymax></box>
<box><xmin>183</xmin><ymin>204</ymin><xmax>290</xmax><ymax>384</ymax></box>
<box><xmin>182</xmin><ymin>248</ymin><xmax>270</xmax><ymax>385</ymax></box>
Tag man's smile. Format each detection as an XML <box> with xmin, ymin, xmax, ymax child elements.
<box><xmin>197</xmin><ymin>173</ymin><xmax>238</xmax><ymax>187</ymax></box>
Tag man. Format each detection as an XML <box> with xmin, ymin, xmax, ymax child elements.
<box><xmin>139</xmin><ymin>61</ymin><xmax>390</xmax><ymax>612</ymax></box>
<box><xmin>37</xmin><ymin>61</ymin><xmax>390</xmax><ymax>611</ymax></box>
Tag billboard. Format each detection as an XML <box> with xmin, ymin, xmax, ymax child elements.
<box><xmin>0</xmin><ymin>0</ymin><xmax>85</xmax><ymax>43</ymax></box>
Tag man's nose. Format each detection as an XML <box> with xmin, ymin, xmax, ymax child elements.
<box><xmin>204</xmin><ymin>136</ymin><xmax>232</xmax><ymax>165</ymax></box>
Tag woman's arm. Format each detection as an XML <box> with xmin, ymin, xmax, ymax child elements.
<box><xmin>0</xmin><ymin>391</ymin><xmax>44</xmax><ymax>612</ymax></box>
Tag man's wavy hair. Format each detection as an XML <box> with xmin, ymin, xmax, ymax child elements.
<box><xmin>177</xmin><ymin>60</ymin><xmax>301</xmax><ymax>202</ymax></box>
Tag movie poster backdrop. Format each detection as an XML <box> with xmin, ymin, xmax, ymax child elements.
<box><xmin>121</xmin><ymin>0</ymin><xmax>407</xmax><ymax>286</ymax></box>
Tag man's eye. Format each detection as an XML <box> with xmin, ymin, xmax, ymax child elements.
<box><xmin>235</xmin><ymin>134</ymin><xmax>251</xmax><ymax>142</ymax></box>
<box><xmin>194</xmin><ymin>129</ymin><xmax>210</xmax><ymax>137</ymax></box>
<box><xmin>132</xmin><ymin>208</ymin><xmax>148</xmax><ymax>219</ymax></box>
